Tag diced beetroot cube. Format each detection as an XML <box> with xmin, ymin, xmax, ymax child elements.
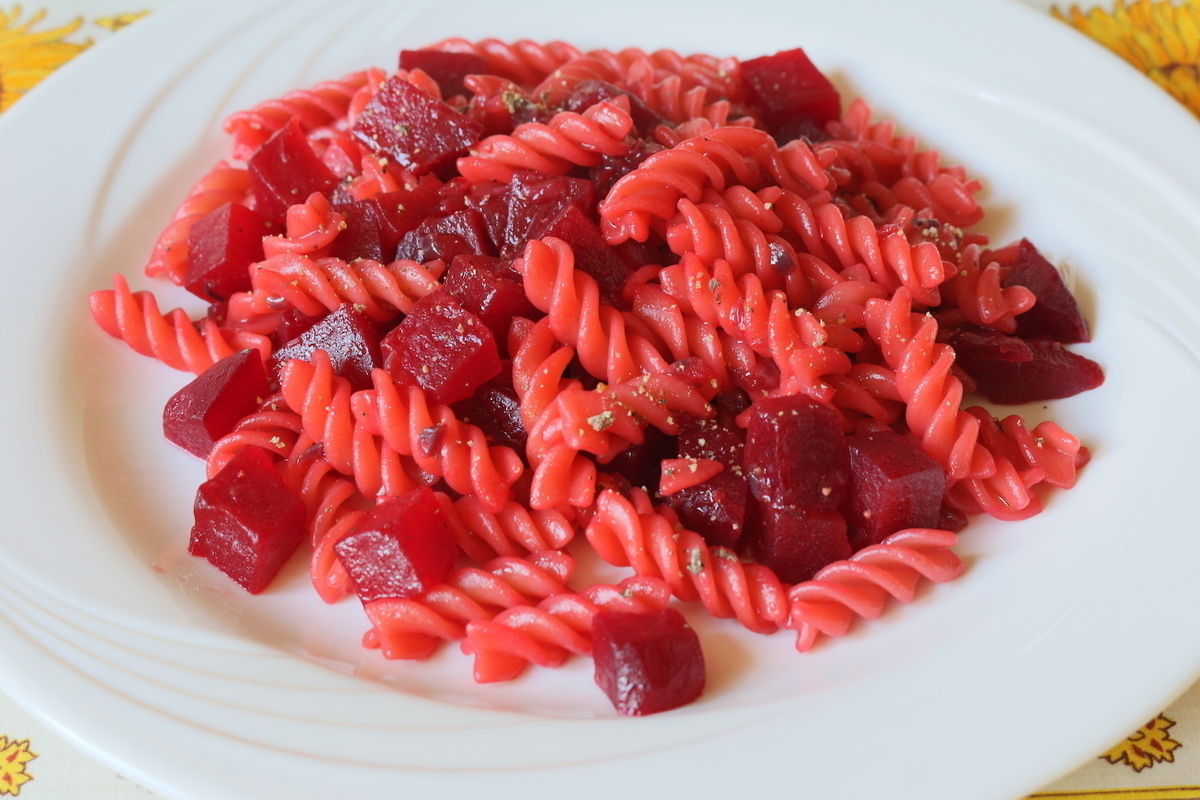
<box><xmin>270</xmin><ymin>303</ymin><xmax>382</xmax><ymax>391</ymax></box>
<box><xmin>399</xmin><ymin>49</ymin><xmax>490</xmax><ymax>99</ymax></box>
<box><xmin>351</xmin><ymin>75</ymin><xmax>484</xmax><ymax>175</ymax></box>
<box><xmin>844</xmin><ymin>430</ymin><xmax>946</xmax><ymax>550</ymax></box>
<box><xmin>452</xmin><ymin>375</ymin><xmax>527</xmax><ymax>451</ymax></box>
<box><xmin>465</xmin><ymin>182</ymin><xmax>511</xmax><ymax>253</ymax></box>
<box><xmin>740</xmin><ymin>49</ymin><xmax>841</xmax><ymax>139</ymax></box>
<box><xmin>747</xmin><ymin>502</ymin><xmax>851</xmax><ymax>584</ymax></box>
<box><xmin>565</xmin><ymin>80</ymin><xmax>666</xmax><ymax>138</ymax></box>
<box><xmin>395</xmin><ymin>207</ymin><xmax>494</xmax><ymax>264</ymax></box>
<box><xmin>951</xmin><ymin>328</ymin><xmax>1033</xmax><ymax>363</ymax></box>
<box><xmin>442</xmin><ymin>254</ymin><xmax>540</xmax><ymax>343</ymax></box>
<box><xmin>744</xmin><ymin>395</ymin><xmax>850</xmax><ymax>512</ymax></box>
<box><xmin>592</xmin><ymin>608</ymin><xmax>705</xmax><ymax>716</ymax></box>
<box><xmin>939</xmin><ymin>501</ymin><xmax>969</xmax><ymax>533</ymax></box>
<box><xmin>248</xmin><ymin>118</ymin><xmax>339</xmax><ymax>223</ymax></box>
<box><xmin>372</xmin><ymin>174</ymin><xmax>446</xmax><ymax>252</ymax></box>
<box><xmin>538</xmin><ymin>206</ymin><xmax>634</xmax><ymax>308</ymax></box>
<box><xmin>606</xmin><ymin>426</ymin><xmax>676</xmax><ymax>491</ymax></box>
<box><xmin>188</xmin><ymin>445</ymin><xmax>306</xmax><ymax>594</ymax></box>
<box><xmin>164</xmin><ymin>350</ymin><xmax>269</xmax><ymax>458</ymax></box>
<box><xmin>953</xmin><ymin>334</ymin><xmax>1104</xmax><ymax>404</ymax></box>
<box><xmin>329</xmin><ymin>199</ymin><xmax>386</xmax><ymax>263</ymax></box>
<box><xmin>1002</xmin><ymin>239</ymin><xmax>1091</xmax><ymax>343</ymax></box>
<box><xmin>333</xmin><ymin>487</ymin><xmax>456</xmax><ymax>603</ymax></box>
<box><xmin>381</xmin><ymin>291</ymin><xmax>502</xmax><ymax>405</ymax></box>
<box><xmin>270</xmin><ymin>307</ymin><xmax>328</xmax><ymax>351</ymax></box>
<box><xmin>184</xmin><ymin>202</ymin><xmax>270</xmax><ymax>302</ymax></box>
<box><xmin>667</xmin><ymin>411</ymin><xmax>748</xmax><ymax>550</ymax></box>
<box><xmin>590</xmin><ymin>139</ymin><xmax>666</xmax><ymax>202</ymax></box>
<box><xmin>503</xmin><ymin>171</ymin><xmax>597</xmax><ymax>255</ymax></box>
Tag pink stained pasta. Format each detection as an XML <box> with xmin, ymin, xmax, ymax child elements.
<box><xmin>89</xmin><ymin>39</ymin><xmax>1104</xmax><ymax>715</ymax></box>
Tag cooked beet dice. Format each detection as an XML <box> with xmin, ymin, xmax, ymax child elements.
<box><xmin>452</xmin><ymin>375</ymin><xmax>527</xmax><ymax>451</ymax></box>
<box><xmin>748</xmin><ymin>502</ymin><xmax>851</xmax><ymax>584</ymax></box>
<box><xmin>954</xmin><ymin>334</ymin><xmax>1104</xmax><ymax>404</ymax></box>
<box><xmin>667</xmin><ymin>409</ymin><xmax>749</xmax><ymax>549</ymax></box>
<box><xmin>372</xmin><ymin>175</ymin><xmax>446</xmax><ymax>252</ymax></box>
<box><xmin>740</xmin><ymin>48</ymin><xmax>841</xmax><ymax>139</ymax></box>
<box><xmin>248</xmin><ymin>118</ymin><xmax>339</xmax><ymax>223</ymax></box>
<box><xmin>270</xmin><ymin>307</ymin><xmax>328</xmax><ymax>350</ymax></box>
<box><xmin>503</xmin><ymin>171</ymin><xmax>597</xmax><ymax>255</ymax></box>
<box><xmin>352</xmin><ymin>75</ymin><xmax>484</xmax><ymax>175</ymax></box>
<box><xmin>395</xmin><ymin>207</ymin><xmax>494</xmax><ymax>264</ymax></box>
<box><xmin>589</xmin><ymin>139</ymin><xmax>666</xmax><ymax>199</ymax></box>
<box><xmin>951</xmin><ymin>328</ymin><xmax>1033</xmax><ymax>363</ymax></box>
<box><xmin>333</xmin><ymin>487</ymin><xmax>456</xmax><ymax>603</ymax></box>
<box><xmin>538</xmin><ymin>206</ymin><xmax>634</xmax><ymax>308</ymax></box>
<box><xmin>443</xmin><ymin>254</ymin><xmax>540</xmax><ymax>343</ymax></box>
<box><xmin>565</xmin><ymin>80</ymin><xmax>666</xmax><ymax>138</ymax></box>
<box><xmin>1003</xmin><ymin>239</ymin><xmax>1091</xmax><ymax>343</ymax></box>
<box><xmin>329</xmin><ymin>199</ymin><xmax>386</xmax><ymax>263</ymax></box>
<box><xmin>188</xmin><ymin>445</ymin><xmax>306</xmax><ymax>594</ymax></box>
<box><xmin>744</xmin><ymin>395</ymin><xmax>850</xmax><ymax>512</ymax></box>
<box><xmin>399</xmin><ymin>49</ymin><xmax>489</xmax><ymax>99</ymax></box>
<box><xmin>606</xmin><ymin>426</ymin><xmax>676</xmax><ymax>492</ymax></box>
<box><xmin>184</xmin><ymin>202</ymin><xmax>269</xmax><ymax>302</ymax></box>
<box><xmin>844</xmin><ymin>430</ymin><xmax>946</xmax><ymax>550</ymax></box>
<box><xmin>592</xmin><ymin>608</ymin><xmax>705</xmax><ymax>716</ymax></box>
<box><xmin>381</xmin><ymin>291</ymin><xmax>502</xmax><ymax>405</ymax></box>
<box><xmin>164</xmin><ymin>350</ymin><xmax>269</xmax><ymax>459</ymax></box>
<box><xmin>270</xmin><ymin>303</ymin><xmax>382</xmax><ymax>391</ymax></box>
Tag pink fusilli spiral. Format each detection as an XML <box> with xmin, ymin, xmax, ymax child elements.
<box><xmin>89</xmin><ymin>274</ymin><xmax>270</xmax><ymax>373</ymax></box>
<box><xmin>361</xmin><ymin>550</ymin><xmax>575</xmax><ymax>661</ymax></box>
<box><xmin>436</xmin><ymin>493</ymin><xmax>577</xmax><ymax>564</ymax></box>
<box><xmin>938</xmin><ymin>243</ymin><xmax>1037</xmax><ymax>334</ymax></box>
<box><xmin>142</xmin><ymin>161</ymin><xmax>253</xmax><ymax>284</ymax></box>
<box><xmin>786</xmin><ymin>528</ymin><xmax>965</xmax><ymax>651</ymax></box>
<box><xmin>424</xmin><ymin>38</ymin><xmax>584</xmax><ymax>88</ymax></box>
<box><xmin>584</xmin><ymin>488</ymin><xmax>790</xmax><ymax>635</ymax></box>
<box><xmin>260</xmin><ymin>192</ymin><xmax>346</xmax><ymax>260</ymax></box>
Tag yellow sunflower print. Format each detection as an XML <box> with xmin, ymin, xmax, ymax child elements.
<box><xmin>0</xmin><ymin>6</ymin><xmax>90</xmax><ymax>112</ymax></box>
<box><xmin>1054</xmin><ymin>0</ymin><xmax>1200</xmax><ymax>117</ymax></box>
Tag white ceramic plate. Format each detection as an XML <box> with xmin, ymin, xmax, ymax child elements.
<box><xmin>3</xmin><ymin>0</ymin><xmax>1200</xmax><ymax>798</ymax></box>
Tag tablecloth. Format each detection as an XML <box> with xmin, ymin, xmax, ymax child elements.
<box><xmin>1</xmin><ymin>1</ymin><xmax>1199</xmax><ymax>797</ymax></box>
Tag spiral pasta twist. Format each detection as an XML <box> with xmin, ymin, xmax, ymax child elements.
<box><xmin>423</xmin><ymin>37</ymin><xmax>584</xmax><ymax>88</ymax></box>
<box><xmin>461</xmin><ymin>574</ymin><xmax>673</xmax><ymax>682</ymax></box>
<box><xmin>361</xmin><ymin>550</ymin><xmax>575</xmax><ymax>661</ymax></box>
<box><xmin>436</xmin><ymin>493</ymin><xmax>577</xmax><ymax>564</ymax></box>
<box><xmin>786</xmin><ymin>528</ymin><xmax>965</xmax><ymax>651</ymax></box>
<box><xmin>939</xmin><ymin>243</ymin><xmax>1037</xmax><ymax>334</ymax></box>
<box><xmin>89</xmin><ymin>274</ymin><xmax>271</xmax><ymax>373</ymax></box>
<box><xmin>584</xmin><ymin>489</ymin><xmax>789</xmax><ymax>635</ymax></box>
<box><xmin>260</xmin><ymin>192</ymin><xmax>346</xmax><ymax>259</ymax></box>
<box><xmin>143</xmin><ymin>161</ymin><xmax>253</xmax><ymax>284</ymax></box>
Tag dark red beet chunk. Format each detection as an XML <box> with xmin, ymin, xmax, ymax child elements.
<box><xmin>164</xmin><ymin>350</ymin><xmax>269</xmax><ymax>459</ymax></box>
<box><xmin>248</xmin><ymin>118</ymin><xmax>339</xmax><ymax>223</ymax></box>
<box><xmin>748</xmin><ymin>502</ymin><xmax>851</xmax><ymax>584</ymax></box>
<box><xmin>270</xmin><ymin>303</ymin><xmax>382</xmax><ymax>391</ymax></box>
<box><xmin>452</xmin><ymin>375</ymin><xmax>527</xmax><ymax>451</ymax></box>
<box><xmin>502</xmin><ymin>171</ymin><xmax>597</xmax><ymax>255</ymax></box>
<box><xmin>954</xmin><ymin>334</ymin><xmax>1104</xmax><ymax>404</ymax></box>
<box><xmin>744</xmin><ymin>395</ymin><xmax>850</xmax><ymax>512</ymax></box>
<box><xmin>269</xmin><ymin>307</ymin><xmax>327</xmax><ymax>350</ymax></box>
<box><xmin>372</xmin><ymin>175</ymin><xmax>446</xmax><ymax>252</ymax></box>
<box><xmin>329</xmin><ymin>199</ymin><xmax>386</xmax><ymax>263</ymax></box>
<box><xmin>333</xmin><ymin>487</ymin><xmax>456</xmax><ymax>603</ymax></box>
<box><xmin>538</xmin><ymin>206</ymin><xmax>634</xmax><ymax>308</ymax></box>
<box><xmin>667</xmin><ymin>410</ymin><xmax>749</xmax><ymax>550</ymax></box>
<box><xmin>844</xmin><ymin>430</ymin><xmax>946</xmax><ymax>550</ymax></box>
<box><xmin>352</xmin><ymin>75</ymin><xmax>484</xmax><ymax>175</ymax></box>
<box><xmin>188</xmin><ymin>446</ymin><xmax>306</xmax><ymax>594</ymax></box>
<box><xmin>184</xmin><ymin>202</ymin><xmax>270</xmax><ymax>302</ymax></box>
<box><xmin>592</xmin><ymin>608</ymin><xmax>705</xmax><ymax>716</ymax></box>
<box><xmin>381</xmin><ymin>291</ymin><xmax>502</xmax><ymax>405</ymax></box>
<box><xmin>606</xmin><ymin>426</ymin><xmax>676</xmax><ymax>493</ymax></box>
<box><xmin>1003</xmin><ymin>239</ymin><xmax>1091</xmax><ymax>343</ymax></box>
<box><xmin>443</xmin><ymin>254</ymin><xmax>540</xmax><ymax>343</ymax></box>
<box><xmin>395</xmin><ymin>207</ymin><xmax>494</xmax><ymax>264</ymax></box>
<box><xmin>589</xmin><ymin>139</ymin><xmax>665</xmax><ymax>199</ymax></box>
<box><xmin>740</xmin><ymin>48</ymin><xmax>841</xmax><ymax>139</ymax></box>
<box><xmin>399</xmin><ymin>49</ymin><xmax>490</xmax><ymax>99</ymax></box>
<box><xmin>564</xmin><ymin>80</ymin><xmax>666</xmax><ymax>138</ymax></box>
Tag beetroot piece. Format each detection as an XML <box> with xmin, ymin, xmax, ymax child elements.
<box><xmin>740</xmin><ymin>48</ymin><xmax>841</xmax><ymax>140</ymax></box>
<box><xmin>188</xmin><ymin>445</ymin><xmax>306</xmax><ymax>594</ymax></box>
<box><xmin>183</xmin><ymin>202</ymin><xmax>270</xmax><ymax>302</ymax></box>
<box><xmin>399</xmin><ymin>49</ymin><xmax>490</xmax><ymax>99</ymax></box>
<box><xmin>442</xmin><ymin>254</ymin><xmax>540</xmax><ymax>343</ymax></box>
<box><xmin>667</xmin><ymin>410</ymin><xmax>748</xmax><ymax>550</ymax></box>
<box><xmin>589</xmin><ymin>139</ymin><xmax>665</xmax><ymax>199</ymax></box>
<box><xmin>372</xmin><ymin>175</ymin><xmax>447</xmax><ymax>253</ymax></box>
<box><xmin>537</xmin><ymin>205</ymin><xmax>634</xmax><ymax>308</ymax></box>
<box><xmin>606</xmin><ymin>426</ymin><xmax>676</xmax><ymax>492</ymax></box>
<box><xmin>743</xmin><ymin>395</ymin><xmax>851</xmax><ymax>512</ymax></box>
<box><xmin>381</xmin><ymin>291</ymin><xmax>502</xmax><ymax>405</ymax></box>
<box><xmin>502</xmin><ymin>171</ymin><xmax>597</xmax><ymax>255</ymax></box>
<box><xmin>452</xmin><ymin>375</ymin><xmax>527</xmax><ymax>451</ymax></box>
<box><xmin>1002</xmin><ymin>239</ymin><xmax>1091</xmax><ymax>343</ymax></box>
<box><xmin>844</xmin><ymin>430</ymin><xmax>946</xmax><ymax>550</ymax></box>
<box><xmin>953</xmin><ymin>334</ymin><xmax>1104</xmax><ymax>404</ymax></box>
<box><xmin>329</xmin><ymin>199</ymin><xmax>386</xmax><ymax>263</ymax></box>
<box><xmin>748</xmin><ymin>502</ymin><xmax>852</xmax><ymax>584</ymax></box>
<box><xmin>333</xmin><ymin>487</ymin><xmax>456</xmax><ymax>603</ymax></box>
<box><xmin>269</xmin><ymin>307</ymin><xmax>327</xmax><ymax>351</ymax></box>
<box><xmin>248</xmin><ymin>118</ymin><xmax>339</xmax><ymax>223</ymax></box>
<box><xmin>592</xmin><ymin>608</ymin><xmax>705</xmax><ymax>716</ymax></box>
<box><xmin>270</xmin><ymin>303</ymin><xmax>383</xmax><ymax>391</ymax></box>
<box><xmin>351</xmin><ymin>75</ymin><xmax>484</xmax><ymax>175</ymax></box>
<box><xmin>564</xmin><ymin>80</ymin><xmax>666</xmax><ymax>138</ymax></box>
<box><xmin>395</xmin><ymin>207</ymin><xmax>494</xmax><ymax>264</ymax></box>
<box><xmin>164</xmin><ymin>350</ymin><xmax>269</xmax><ymax>459</ymax></box>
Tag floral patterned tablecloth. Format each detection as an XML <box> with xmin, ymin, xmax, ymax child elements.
<box><xmin>2</xmin><ymin>1</ymin><xmax>1199</xmax><ymax>797</ymax></box>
